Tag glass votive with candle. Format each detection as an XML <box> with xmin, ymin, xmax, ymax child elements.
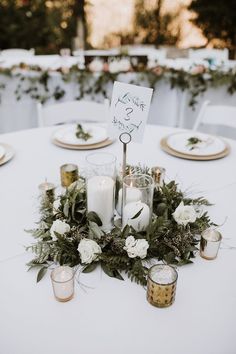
<box><xmin>147</xmin><ymin>264</ymin><xmax>178</xmax><ymax>308</ymax></box>
<box><xmin>38</xmin><ymin>181</ymin><xmax>55</xmax><ymax>203</ymax></box>
<box><xmin>150</xmin><ymin>166</ymin><xmax>166</xmax><ymax>187</ymax></box>
<box><xmin>200</xmin><ymin>228</ymin><xmax>222</xmax><ymax>260</ymax></box>
<box><xmin>122</xmin><ymin>174</ymin><xmax>154</xmax><ymax>232</ymax></box>
<box><xmin>60</xmin><ymin>164</ymin><xmax>78</xmax><ymax>188</ymax></box>
<box><xmin>51</xmin><ymin>266</ymin><xmax>74</xmax><ymax>302</ymax></box>
<box><xmin>86</xmin><ymin>152</ymin><xmax>116</xmax><ymax>232</ymax></box>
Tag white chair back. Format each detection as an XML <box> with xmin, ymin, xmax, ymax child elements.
<box><xmin>193</xmin><ymin>100</ymin><xmax>236</xmax><ymax>138</ymax></box>
<box><xmin>189</xmin><ymin>48</ymin><xmax>228</xmax><ymax>61</ymax></box>
<box><xmin>37</xmin><ymin>99</ymin><xmax>110</xmax><ymax>127</ymax></box>
<box><xmin>0</xmin><ymin>48</ymin><xmax>35</xmax><ymax>58</ymax></box>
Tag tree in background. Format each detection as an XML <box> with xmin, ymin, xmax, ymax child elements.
<box><xmin>0</xmin><ymin>0</ymin><xmax>89</xmax><ymax>53</ymax></box>
<box><xmin>134</xmin><ymin>0</ymin><xmax>182</xmax><ymax>46</ymax></box>
<box><xmin>189</xmin><ymin>0</ymin><xmax>236</xmax><ymax>58</ymax></box>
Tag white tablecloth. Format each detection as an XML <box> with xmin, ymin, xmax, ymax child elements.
<box><xmin>0</xmin><ymin>125</ymin><xmax>236</xmax><ymax>354</ymax></box>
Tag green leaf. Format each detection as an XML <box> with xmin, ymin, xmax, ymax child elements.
<box><xmin>131</xmin><ymin>207</ymin><xmax>143</xmax><ymax>220</ymax></box>
<box><xmin>82</xmin><ymin>263</ymin><xmax>98</xmax><ymax>273</ymax></box>
<box><xmin>63</xmin><ymin>200</ymin><xmax>70</xmax><ymax>217</ymax></box>
<box><xmin>87</xmin><ymin>211</ymin><xmax>102</xmax><ymax>226</ymax></box>
<box><xmin>36</xmin><ymin>267</ymin><xmax>47</xmax><ymax>283</ymax></box>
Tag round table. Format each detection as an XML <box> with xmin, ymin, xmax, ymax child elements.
<box><xmin>0</xmin><ymin>125</ymin><xmax>235</xmax><ymax>354</ymax></box>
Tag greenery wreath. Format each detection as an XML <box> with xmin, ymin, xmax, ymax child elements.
<box><xmin>26</xmin><ymin>166</ymin><xmax>214</xmax><ymax>286</ymax></box>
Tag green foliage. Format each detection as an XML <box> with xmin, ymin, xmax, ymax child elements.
<box><xmin>26</xmin><ymin>170</ymin><xmax>214</xmax><ymax>286</ymax></box>
<box><xmin>134</xmin><ymin>0</ymin><xmax>182</xmax><ymax>46</ymax></box>
<box><xmin>1</xmin><ymin>63</ymin><xmax>236</xmax><ymax>109</ymax></box>
<box><xmin>0</xmin><ymin>0</ymin><xmax>78</xmax><ymax>54</ymax></box>
<box><xmin>189</xmin><ymin>0</ymin><xmax>236</xmax><ymax>55</ymax></box>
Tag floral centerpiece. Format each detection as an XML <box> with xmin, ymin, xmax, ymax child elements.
<box><xmin>27</xmin><ymin>167</ymin><xmax>214</xmax><ymax>285</ymax></box>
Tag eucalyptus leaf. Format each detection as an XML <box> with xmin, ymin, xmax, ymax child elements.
<box><xmin>131</xmin><ymin>207</ymin><xmax>143</xmax><ymax>220</ymax></box>
<box><xmin>82</xmin><ymin>263</ymin><xmax>98</xmax><ymax>273</ymax></box>
<box><xmin>87</xmin><ymin>211</ymin><xmax>102</xmax><ymax>226</ymax></box>
<box><xmin>36</xmin><ymin>267</ymin><xmax>47</xmax><ymax>283</ymax></box>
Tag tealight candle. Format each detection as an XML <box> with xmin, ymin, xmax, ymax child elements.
<box><xmin>116</xmin><ymin>187</ymin><xmax>142</xmax><ymax>215</ymax></box>
<box><xmin>200</xmin><ymin>228</ymin><xmax>222</xmax><ymax>260</ymax></box>
<box><xmin>60</xmin><ymin>164</ymin><xmax>78</xmax><ymax>188</ymax></box>
<box><xmin>122</xmin><ymin>200</ymin><xmax>150</xmax><ymax>232</ymax></box>
<box><xmin>87</xmin><ymin>175</ymin><xmax>115</xmax><ymax>232</ymax></box>
<box><xmin>147</xmin><ymin>264</ymin><xmax>178</xmax><ymax>308</ymax></box>
<box><xmin>51</xmin><ymin>266</ymin><xmax>74</xmax><ymax>302</ymax></box>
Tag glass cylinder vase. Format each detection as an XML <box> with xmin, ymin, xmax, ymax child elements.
<box><xmin>86</xmin><ymin>152</ymin><xmax>116</xmax><ymax>232</ymax></box>
<box><xmin>122</xmin><ymin>174</ymin><xmax>154</xmax><ymax>232</ymax></box>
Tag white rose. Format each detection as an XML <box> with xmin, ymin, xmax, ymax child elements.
<box><xmin>50</xmin><ymin>219</ymin><xmax>70</xmax><ymax>240</ymax></box>
<box><xmin>108</xmin><ymin>60</ymin><xmax>121</xmax><ymax>73</ymax></box>
<box><xmin>119</xmin><ymin>58</ymin><xmax>131</xmax><ymax>72</ymax></box>
<box><xmin>124</xmin><ymin>235</ymin><xmax>149</xmax><ymax>259</ymax></box>
<box><xmin>89</xmin><ymin>59</ymin><xmax>104</xmax><ymax>72</ymax></box>
<box><xmin>172</xmin><ymin>201</ymin><xmax>197</xmax><ymax>227</ymax></box>
<box><xmin>78</xmin><ymin>239</ymin><xmax>102</xmax><ymax>264</ymax></box>
<box><xmin>53</xmin><ymin>199</ymin><xmax>61</xmax><ymax>214</ymax></box>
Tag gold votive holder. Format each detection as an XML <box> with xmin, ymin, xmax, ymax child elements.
<box><xmin>200</xmin><ymin>228</ymin><xmax>222</xmax><ymax>260</ymax></box>
<box><xmin>38</xmin><ymin>181</ymin><xmax>55</xmax><ymax>202</ymax></box>
<box><xmin>150</xmin><ymin>166</ymin><xmax>166</xmax><ymax>186</ymax></box>
<box><xmin>147</xmin><ymin>264</ymin><xmax>178</xmax><ymax>308</ymax></box>
<box><xmin>60</xmin><ymin>164</ymin><xmax>78</xmax><ymax>187</ymax></box>
<box><xmin>51</xmin><ymin>266</ymin><xmax>74</xmax><ymax>302</ymax></box>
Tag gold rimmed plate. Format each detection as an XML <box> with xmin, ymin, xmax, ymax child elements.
<box><xmin>160</xmin><ymin>137</ymin><xmax>230</xmax><ymax>161</ymax></box>
<box><xmin>0</xmin><ymin>143</ymin><xmax>15</xmax><ymax>166</ymax></box>
<box><xmin>52</xmin><ymin>137</ymin><xmax>115</xmax><ymax>150</ymax></box>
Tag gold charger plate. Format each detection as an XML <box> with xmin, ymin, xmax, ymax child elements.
<box><xmin>160</xmin><ymin>137</ymin><xmax>230</xmax><ymax>161</ymax></box>
<box><xmin>0</xmin><ymin>143</ymin><xmax>15</xmax><ymax>166</ymax></box>
<box><xmin>52</xmin><ymin>137</ymin><xmax>115</xmax><ymax>150</ymax></box>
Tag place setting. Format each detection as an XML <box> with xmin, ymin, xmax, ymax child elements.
<box><xmin>51</xmin><ymin>122</ymin><xmax>114</xmax><ymax>150</ymax></box>
<box><xmin>0</xmin><ymin>142</ymin><xmax>15</xmax><ymax>166</ymax></box>
<box><xmin>160</xmin><ymin>131</ymin><xmax>230</xmax><ymax>160</ymax></box>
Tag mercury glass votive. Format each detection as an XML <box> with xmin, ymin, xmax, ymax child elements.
<box><xmin>38</xmin><ymin>181</ymin><xmax>55</xmax><ymax>203</ymax></box>
<box><xmin>147</xmin><ymin>264</ymin><xmax>178</xmax><ymax>308</ymax></box>
<box><xmin>60</xmin><ymin>164</ymin><xmax>78</xmax><ymax>187</ymax></box>
<box><xmin>51</xmin><ymin>266</ymin><xmax>74</xmax><ymax>302</ymax></box>
<box><xmin>200</xmin><ymin>228</ymin><xmax>222</xmax><ymax>260</ymax></box>
<box><xmin>150</xmin><ymin>166</ymin><xmax>166</xmax><ymax>186</ymax></box>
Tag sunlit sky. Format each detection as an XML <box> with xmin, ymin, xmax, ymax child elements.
<box><xmin>88</xmin><ymin>0</ymin><xmax>207</xmax><ymax>48</ymax></box>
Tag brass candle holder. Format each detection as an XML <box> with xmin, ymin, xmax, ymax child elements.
<box><xmin>60</xmin><ymin>164</ymin><xmax>78</xmax><ymax>188</ymax></box>
<box><xmin>147</xmin><ymin>264</ymin><xmax>178</xmax><ymax>308</ymax></box>
<box><xmin>200</xmin><ymin>228</ymin><xmax>222</xmax><ymax>260</ymax></box>
<box><xmin>150</xmin><ymin>166</ymin><xmax>166</xmax><ymax>186</ymax></box>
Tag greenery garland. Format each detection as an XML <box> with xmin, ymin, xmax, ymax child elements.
<box><xmin>26</xmin><ymin>166</ymin><xmax>214</xmax><ymax>285</ymax></box>
<box><xmin>0</xmin><ymin>62</ymin><xmax>236</xmax><ymax>108</ymax></box>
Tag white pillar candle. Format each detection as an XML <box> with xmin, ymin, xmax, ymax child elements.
<box><xmin>116</xmin><ymin>187</ymin><xmax>142</xmax><ymax>215</ymax></box>
<box><xmin>123</xmin><ymin>200</ymin><xmax>150</xmax><ymax>232</ymax></box>
<box><xmin>87</xmin><ymin>175</ymin><xmax>115</xmax><ymax>232</ymax></box>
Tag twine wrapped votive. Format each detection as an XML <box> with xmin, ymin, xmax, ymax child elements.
<box><xmin>147</xmin><ymin>264</ymin><xmax>178</xmax><ymax>308</ymax></box>
<box><xmin>60</xmin><ymin>164</ymin><xmax>78</xmax><ymax>187</ymax></box>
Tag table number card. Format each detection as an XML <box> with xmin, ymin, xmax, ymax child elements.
<box><xmin>108</xmin><ymin>81</ymin><xmax>153</xmax><ymax>143</ymax></box>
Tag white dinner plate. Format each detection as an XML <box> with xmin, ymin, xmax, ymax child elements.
<box><xmin>166</xmin><ymin>132</ymin><xmax>226</xmax><ymax>156</ymax></box>
<box><xmin>0</xmin><ymin>145</ymin><xmax>5</xmax><ymax>160</ymax></box>
<box><xmin>53</xmin><ymin>124</ymin><xmax>108</xmax><ymax>146</ymax></box>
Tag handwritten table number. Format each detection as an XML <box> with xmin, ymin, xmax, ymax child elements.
<box><xmin>108</xmin><ymin>82</ymin><xmax>153</xmax><ymax>143</ymax></box>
